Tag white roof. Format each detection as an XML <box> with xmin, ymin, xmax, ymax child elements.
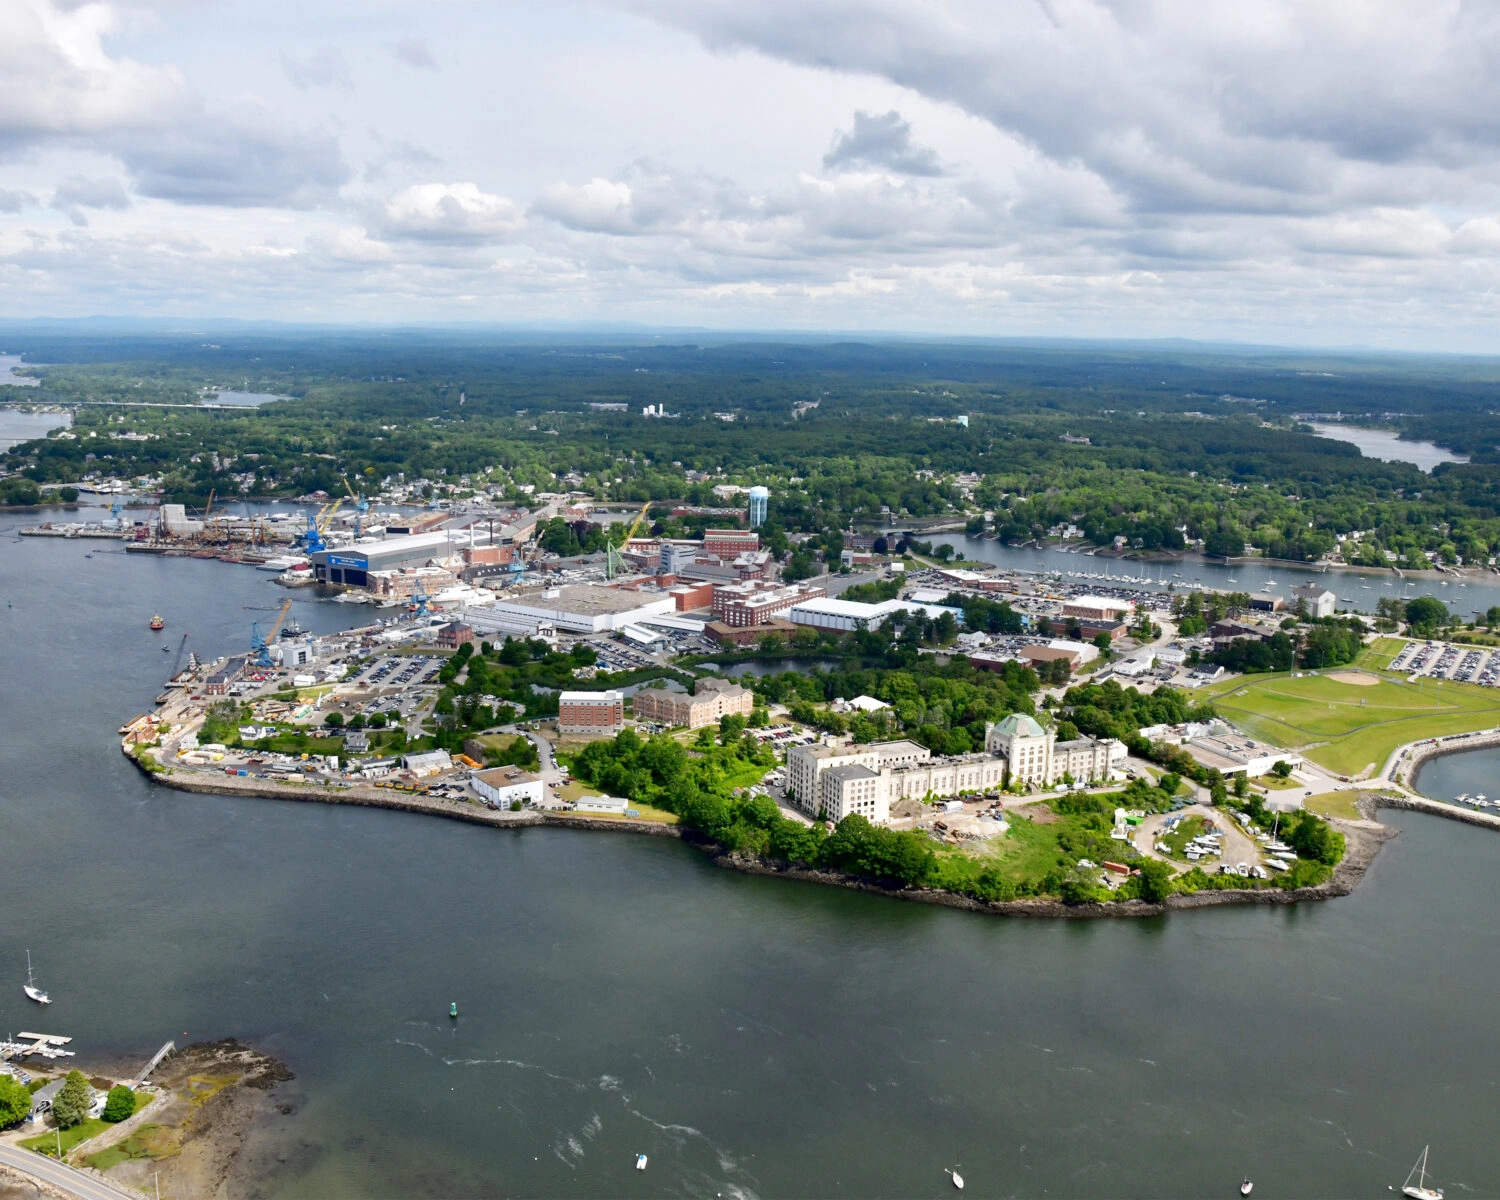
<box><xmin>1068</xmin><ymin>594</ymin><xmax>1133</xmax><ymax>611</ymax></box>
<box><xmin>846</xmin><ymin>695</ymin><xmax>890</xmax><ymax>711</ymax></box>
<box><xmin>559</xmin><ymin>690</ymin><xmax>623</xmax><ymax>703</ymax></box>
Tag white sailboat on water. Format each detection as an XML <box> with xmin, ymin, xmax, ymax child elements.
<box><xmin>1401</xmin><ymin>1145</ymin><xmax>1442</xmax><ymax>1200</ymax></box>
<box><xmin>23</xmin><ymin>949</ymin><xmax>50</xmax><ymax>1005</ymax></box>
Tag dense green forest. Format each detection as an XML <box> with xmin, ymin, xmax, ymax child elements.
<box><xmin>4</xmin><ymin>331</ymin><xmax>1500</xmax><ymax>565</ymax></box>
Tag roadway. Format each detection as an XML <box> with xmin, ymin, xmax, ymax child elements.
<box><xmin>0</xmin><ymin>1143</ymin><xmax>138</xmax><ymax>1200</ymax></box>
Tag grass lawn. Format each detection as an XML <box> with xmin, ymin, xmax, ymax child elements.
<box><xmin>84</xmin><ymin>1122</ymin><xmax>181</xmax><ymax>1171</ymax></box>
<box><xmin>1357</xmin><ymin>637</ymin><xmax>1406</xmax><ymax>670</ymax></box>
<box><xmin>22</xmin><ymin>1117</ymin><xmax>110</xmax><ymax>1159</ymax></box>
<box><xmin>1305</xmin><ymin>791</ymin><xmax>1368</xmax><ymax>822</ymax></box>
<box><xmin>1203</xmin><ymin>670</ymin><xmax>1500</xmax><ymax>776</ymax></box>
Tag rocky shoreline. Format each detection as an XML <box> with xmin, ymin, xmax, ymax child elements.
<box><xmin>128</xmin><ymin>748</ymin><xmax>1407</xmax><ymax>920</ymax></box>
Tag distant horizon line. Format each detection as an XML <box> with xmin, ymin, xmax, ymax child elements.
<box><xmin>0</xmin><ymin>316</ymin><xmax>1496</xmax><ymax>360</ymax></box>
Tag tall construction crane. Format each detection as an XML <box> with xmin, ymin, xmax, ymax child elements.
<box><xmin>250</xmin><ymin>598</ymin><xmax>294</xmax><ymax>668</ymax></box>
<box><xmin>299</xmin><ymin>498</ymin><xmax>343</xmax><ymax>555</ymax></box>
<box><xmin>164</xmin><ymin>632</ymin><xmax>191</xmax><ymax>686</ymax></box>
<box><xmin>605</xmin><ymin>501</ymin><xmax>653</xmax><ymax>580</ymax></box>
<box><xmin>341</xmin><ymin>474</ymin><xmax>371</xmax><ymax>539</ymax></box>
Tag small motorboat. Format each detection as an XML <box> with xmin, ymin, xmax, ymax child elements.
<box><xmin>635</xmin><ymin>1154</ymin><xmax>648</xmax><ymax>1171</ymax></box>
<box><xmin>1241</xmin><ymin>1180</ymin><xmax>1253</xmax><ymax>1196</ymax></box>
<box><xmin>448</xmin><ymin>1002</ymin><xmax>458</xmax><ymax>1019</ymax></box>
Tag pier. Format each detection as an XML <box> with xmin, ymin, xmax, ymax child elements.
<box><xmin>0</xmin><ymin>1032</ymin><xmax>75</xmax><ymax>1061</ymax></box>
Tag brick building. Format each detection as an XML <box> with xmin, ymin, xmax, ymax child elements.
<box><xmin>712</xmin><ymin>581</ymin><xmax>826</xmax><ymax>627</ymax></box>
<box><xmin>557</xmin><ymin>690</ymin><xmax>625</xmax><ymax>736</ymax></box>
<box><xmin>631</xmin><ymin>677</ymin><xmax>754</xmax><ymax>729</ymax></box>
<box><xmin>702</xmin><ymin>529</ymin><xmax>760</xmax><ymax>559</ymax></box>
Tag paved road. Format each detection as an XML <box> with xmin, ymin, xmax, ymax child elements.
<box><xmin>0</xmin><ymin>1143</ymin><xmax>137</xmax><ymax>1200</ymax></box>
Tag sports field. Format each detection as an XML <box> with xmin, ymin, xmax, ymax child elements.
<box><xmin>1202</xmin><ymin>669</ymin><xmax>1500</xmax><ymax>777</ymax></box>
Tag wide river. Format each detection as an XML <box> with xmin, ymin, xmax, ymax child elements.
<box><xmin>1</xmin><ymin>535</ymin><xmax>1498</xmax><ymax>1197</ymax></box>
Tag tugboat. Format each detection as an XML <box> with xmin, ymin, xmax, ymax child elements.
<box><xmin>149</xmin><ymin>613</ymin><xmax>165</xmax><ymax>630</ymax></box>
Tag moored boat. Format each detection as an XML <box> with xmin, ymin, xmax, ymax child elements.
<box><xmin>23</xmin><ymin>950</ymin><xmax>50</xmax><ymax>1005</ymax></box>
<box><xmin>149</xmin><ymin>613</ymin><xmax>165</xmax><ymax>630</ymax></box>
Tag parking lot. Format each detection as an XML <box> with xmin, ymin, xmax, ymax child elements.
<box><xmin>347</xmin><ymin>654</ymin><xmax>444</xmax><ymax>689</ymax></box>
<box><xmin>1390</xmin><ymin>640</ymin><xmax>1500</xmax><ymax>687</ymax></box>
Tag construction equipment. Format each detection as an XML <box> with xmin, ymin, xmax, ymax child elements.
<box><xmin>299</xmin><ymin>498</ymin><xmax>343</xmax><ymax>555</ymax></box>
<box><xmin>250</xmin><ymin>598</ymin><xmax>294</xmax><ymax>668</ymax></box>
<box><xmin>165</xmin><ymin>632</ymin><xmax>191</xmax><ymax>684</ymax></box>
<box><xmin>342</xmin><ymin>474</ymin><xmax>370</xmax><ymax>538</ymax></box>
<box><xmin>605</xmin><ymin>501</ymin><xmax>653</xmax><ymax>580</ymax></box>
<box><xmin>409</xmin><ymin>585</ymin><xmax>432</xmax><ymax>620</ymax></box>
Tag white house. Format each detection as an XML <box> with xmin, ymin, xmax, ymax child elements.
<box><xmin>1291</xmin><ymin>584</ymin><xmax>1337</xmax><ymax>619</ymax></box>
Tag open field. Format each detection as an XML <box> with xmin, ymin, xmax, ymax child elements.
<box><xmin>1204</xmin><ymin>670</ymin><xmax>1500</xmax><ymax>776</ymax></box>
<box><xmin>1356</xmin><ymin>637</ymin><xmax>1406</xmax><ymax>670</ymax></box>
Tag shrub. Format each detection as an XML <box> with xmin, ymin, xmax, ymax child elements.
<box><xmin>101</xmin><ymin>1085</ymin><xmax>136</xmax><ymax>1123</ymax></box>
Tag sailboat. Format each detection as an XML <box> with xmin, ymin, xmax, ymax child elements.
<box><xmin>946</xmin><ymin>1168</ymin><xmax>964</xmax><ymax>1190</ymax></box>
<box><xmin>23</xmin><ymin>950</ymin><xmax>50</xmax><ymax>1005</ymax></box>
<box><xmin>1401</xmin><ymin>1145</ymin><xmax>1442</xmax><ymax>1199</ymax></box>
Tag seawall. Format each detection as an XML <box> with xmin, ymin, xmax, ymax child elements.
<box><xmin>126</xmin><ymin>747</ymin><xmax>1397</xmax><ymax>920</ymax></box>
<box><xmin>1392</xmin><ymin>727</ymin><xmax>1500</xmax><ymax>792</ymax></box>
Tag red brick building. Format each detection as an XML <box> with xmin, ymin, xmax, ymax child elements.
<box><xmin>557</xmin><ymin>690</ymin><xmax>624</xmax><ymax>735</ymax></box>
<box><xmin>702</xmin><ymin>529</ymin><xmax>760</xmax><ymax>559</ymax></box>
<box><xmin>436</xmin><ymin>622</ymin><xmax>475</xmax><ymax>648</ymax></box>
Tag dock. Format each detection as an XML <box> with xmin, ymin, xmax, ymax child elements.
<box><xmin>1</xmin><ymin>1032</ymin><xmax>75</xmax><ymax>1061</ymax></box>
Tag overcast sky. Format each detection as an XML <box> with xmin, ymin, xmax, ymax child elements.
<box><xmin>4</xmin><ymin>0</ymin><xmax>1500</xmax><ymax>349</ymax></box>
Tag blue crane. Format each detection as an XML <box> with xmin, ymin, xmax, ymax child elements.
<box><xmin>250</xmin><ymin>599</ymin><xmax>293</xmax><ymax>667</ymax></box>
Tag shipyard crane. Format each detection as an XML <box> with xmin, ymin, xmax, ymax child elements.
<box><xmin>605</xmin><ymin>500</ymin><xmax>653</xmax><ymax>580</ymax></box>
<box><xmin>409</xmin><ymin>584</ymin><xmax>433</xmax><ymax>620</ymax></box>
<box><xmin>250</xmin><ymin>598</ymin><xmax>294</xmax><ymax>668</ymax></box>
<box><xmin>164</xmin><ymin>632</ymin><xmax>191</xmax><ymax>686</ymax></box>
<box><xmin>341</xmin><ymin>474</ymin><xmax>371</xmax><ymax>538</ymax></box>
<box><xmin>299</xmin><ymin>498</ymin><xmax>343</xmax><ymax>555</ymax></box>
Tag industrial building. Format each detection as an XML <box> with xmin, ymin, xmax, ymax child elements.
<box><xmin>466</xmin><ymin>585</ymin><xmax>675</xmax><ymax>636</ymax></box>
<box><xmin>309</xmin><ymin>530</ymin><xmax>473</xmax><ymax>587</ymax></box>
<box><xmin>471</xmin><ymin>766</ymin><xmax>544</xmax><ymax>808</ymax></box>
<box><xmin>712</xmin><ymin>581</ymin><xmax>826</xmax><ymax>627</ymax></box>
<box><xmin>785</xmin><ymin>596</ymin><xmax>963</xmax><ymax>633</ymax></box>
<box><xmin>1061</xmin><ymin>595</ymin><xmax>1135</xmax><ymax>622</ymax></box>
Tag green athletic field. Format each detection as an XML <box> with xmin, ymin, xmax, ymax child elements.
<box><xmin>1201</xmin><ymin>668</ymin><xmax>1500</xmax><ymax>777</ymax></box>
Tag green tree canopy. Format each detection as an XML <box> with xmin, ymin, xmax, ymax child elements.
<box><xmin>52</xmin><ymin>1070</ymin><xmax>92</xmax><ymax>1130</ymax></box>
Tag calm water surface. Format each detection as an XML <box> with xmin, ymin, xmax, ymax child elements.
<box><xmin>0</xmin><ymin>407</ymin><xmax>69</xmax><ymax>450</ymax></box>
<box><xmin>1309</xmin><ymin>423</ymin><xmax>1468</xmax><ymax>472</ymax></box>
<box><xmin>1</xmin><ymin>537</ymin><xmax>1498</xmax><ymax>1198</ymax></box>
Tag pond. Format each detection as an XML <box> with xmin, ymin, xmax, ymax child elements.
<box><xmin>1308</xmin><ymin>422</ymin><xmax>1467</xmax><ymax>472</ymax></box>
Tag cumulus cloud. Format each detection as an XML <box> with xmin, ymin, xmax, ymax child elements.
<box><xmin>0</xmin><ymin>0</ymin><xmax>188</xmax><ymax>150</ymax></box>
<box><xmin>0</xmin><ymin>188</ymin><xmax>36</xmax><ymax>213</ymax></box>
<box><xmin>380</xmin><ymin>182</ymin><xmax>524</xmax><ymax>242</ymax></box>
<box><xmin>640</xmin><ymin>0</ymin><xmax>1500</xmax><ymax>219</ymax></box>
<box><xmin>390</xmin><ymin>37</ymin><xmax>438</xmax><ymax>69</ymax></box>
<box><xmin>823</xmin><ymin>111</ymin><xmax>944</xmax><ymax>176</ymax></box>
